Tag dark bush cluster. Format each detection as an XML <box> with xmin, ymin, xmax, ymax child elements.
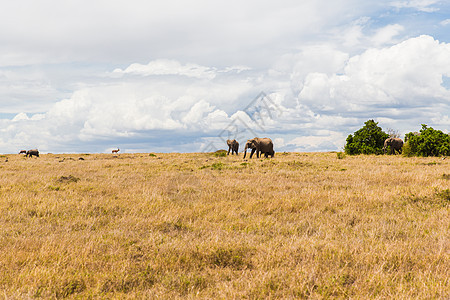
<box><xmin>345</xmin><ymin>121</ymin><xmax>449</xmax><ymax>157</ymax></box>
<box><xmin>403</xmin><ymin>125</ymin><xmax>450</xmax><ymax>157</ymax></box>
<box><xmin>344</xmin><ymin>120</ymin><xmax>389</xmax><ymax>155</ymax></box>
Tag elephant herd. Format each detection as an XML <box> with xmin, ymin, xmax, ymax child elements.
<box><xmin>229</xmin><ymin>137</ymin><xmax>404</xmax><ymax>158</ymax></box>
<box><xmin>19</xmin><ymin>149</ymin><xmax>39</xmax><ymax>157</ymax></box>
<box><xmin>227</xmin><ymin>137</ymin><xmax>275</xmax><ymax>158</ymax></box>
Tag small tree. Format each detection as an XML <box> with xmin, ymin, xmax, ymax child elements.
<box><xmin>404</xmin><ymin>125</ymin><xmax>450</xmax><ymax>157</ymax></box>
<box><xmin>344</xmin><ymin>120</ymin><xmax>389</xmax><ymax>155</ymax></box>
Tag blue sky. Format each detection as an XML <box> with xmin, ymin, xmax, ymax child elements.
<box><xmin>0</xmin><ymin>0</ymin><xmax>449</xmax><ymax>153</ymax></box>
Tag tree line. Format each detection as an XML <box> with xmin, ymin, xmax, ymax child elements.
<box><xmin>344</xmin><ymin>120</ymin><xmax>450</xmax><ymax>157</ymax></box>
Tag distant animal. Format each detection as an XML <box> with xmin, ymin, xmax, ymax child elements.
<box><xmin>26</xmin><ymin>149</ymin><xmax>39</xmax><ymax>157</ymax></box>
<box><xmin>383</xmin><ymin>138</ymin><xmax>403</xmax><ymax>155</ymax></box>
<box><xmin>243</xmin><ymin>137</ymin><xmax>274</xmax><ymax>159</ymax></box>
<box><xmin>19</xmin><ymin>150</ymin><xmax>27</xmax><ymax>154</ymax></box>
<box><xmin>227</xmin><ymin>139</ymin><xmax>239</xmax><ymax>155</ymax></box>
<box><xmin>112</xmin><ymin>148</ymin><xmax>120</xmax><ymax>154</ymax></box>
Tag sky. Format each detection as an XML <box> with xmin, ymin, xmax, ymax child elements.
<box><xmin>0</xmin><ymin>0</ymin><xmax>449</xmax><ymax>153</ymax></box>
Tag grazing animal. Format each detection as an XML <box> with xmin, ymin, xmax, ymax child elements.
<box><xmin>383</xmin><ymin>138</ymin><xmax>404</xmax><ymax>155</ymax></box>
<box><xmin>227</xmin><ymin>139</ymin><xmax>239</xmax><ymax>155</ymax></box>
<box><xmin>112</xmin><ymin>148</ymin><xmax>120</xmax><ymax>154</ymax></box>
<box><xmin>243</xmin><ymin>137</ymin><xmax>274</xmax><ymax>159</ymax></box>
<box><xmin>19</xmin><ymin>150</ymin><xmax>27</xmax><ymax>154</ymax></box>
<box><xmin>26</xmin><ymin>149</ymin><xmax>39</xmax><ymax>158</ymax></box>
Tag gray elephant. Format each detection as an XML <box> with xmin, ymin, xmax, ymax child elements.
<box><xmin>383</xmin><ymin>138</ymin><xmax>403</xmax><ymax>155</ymax></box>
<box><xmin>227</xmin><ymin>139</ymin><xmax>239</xmax><ymax>155</ymax></box>
<box><xmin>243</xmin><ymin>137</ymin><xmax>274</xmax><ymax>158</ymax></box>
<box><xmin>26</xmin><ymin>149</ymin><xmax>39</xmax><ymax>157</ymax></box>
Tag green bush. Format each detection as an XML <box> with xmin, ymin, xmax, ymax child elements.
<box><xmin>344</xmin><ymin>120</ymin><xmax>389</xmax><ymax>155</ymax></box>
<box><xmin>405</xmin><ymin>125</ymin><xmax>450</xmax><ymax>157</ymax></box>
<box><xmin>401</xmin><ymin>141</ymin><xmax>413</xmax><ymax>157</ymax></box>
<box><xmin>214</xmin><ymin>150</ymin><xmax>227</xmax><ymax>157</ymax></box>
<box><xmin>336</xmin><ymin>152</ymin><xmax>346</xmax><ymax>159</ymax></box>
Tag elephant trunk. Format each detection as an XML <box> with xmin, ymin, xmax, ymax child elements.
<box><xmin>243</xmin><ymin>144</ymin><xmax>248</xmax><ymax>158</ymax></box>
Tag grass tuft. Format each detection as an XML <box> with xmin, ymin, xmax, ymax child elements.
<box><xmin>336</xmin><ymin>152</ymin><xmax>346</xmax><ymax>159</ymax></box>
<box><xmin>57</xmin><ymin>175</ymin><xmax>80</xmax><ymax>183</ymax></box>
<box><xmin>208</xmin><ymin>247</ymin><xmax>253</xmax><ymax>269</ymax></box>
<box><xmin>436</xmin><ymin>189</ymin><xmax>450</xmax><ymax>202</ymax></box>
<box><xmin>56</xmin><ymin>279</ymin><xmax>86</xmax><ymax>298</ymax></box>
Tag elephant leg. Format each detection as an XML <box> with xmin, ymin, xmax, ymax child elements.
<box><xmin>250</xmin><ymin>148</ymin><xmax>256</xmax><ymax>158</ymax></box>
<box><xmin>227</xmin><ymin>146</ymin><xmax>231</xmax><ymax>155</ymax></box>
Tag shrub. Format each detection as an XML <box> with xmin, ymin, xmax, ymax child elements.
<box><xmin>211</xmin><ymin>162</ymin><xmax>224</xmax><ymax>170</ymax></box>
<box><xmin>344</xmin><ymin>120</ymin><xmax>389</xmax><ymax>155</ymax></box>
<box><xmin>214</xmin><ymin>150</ymin><xmax>227</xmax><ymax>157</ymax></box>
<box><xmin>405</xmin><ymin>125</ymin><xmax>450</xmax><ymax>157</ymax></box>
<box><xmin>401</xmin><ymin>141</ymin><xmax>413</xmax><ymax>157</ymax></box>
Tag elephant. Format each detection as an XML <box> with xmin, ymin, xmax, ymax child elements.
<box><xmin>26</xmin><ymin>149</ymin><xmax>39</xmax><ymax>157</ymax></box>
<box><xmin>227</xmin><ymin>139</ymin><xmax>239</xmax><ymax>155</ymax></box>
<box><xmin>243</xmin><ymin>137</ymin><xmax>274</xmax><ymax>158</ymax></box>
<box><xmin>383</xmin><ymin>138</ymin><xmax>403</xmax><ymax>155</ymax></box>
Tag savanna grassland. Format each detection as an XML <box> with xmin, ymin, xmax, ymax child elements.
<box><xmin>0</xmin><ymin>152</ymin><xmax>448</xmax><ymax>299</ymax></box>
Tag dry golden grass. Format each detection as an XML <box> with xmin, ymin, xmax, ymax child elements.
<box><xmin>0</xmin><ymin>152</ymin><xmax>448</xmax><ymax>299</ymax></box>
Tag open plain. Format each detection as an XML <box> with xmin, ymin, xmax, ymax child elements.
<box><xmin>0</xmin><ymin>152</ymin><xmax>448</xmax><ymax>298</ymax></box>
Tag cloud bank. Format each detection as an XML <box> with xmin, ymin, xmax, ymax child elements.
<box><xmin>1</xmin><ymin>35</ymin><xmax>449</xmax><ymax>153</ymax></box>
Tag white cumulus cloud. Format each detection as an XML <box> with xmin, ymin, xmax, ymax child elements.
<box><xmin>297</xmin><ymin>35</ymin><xmax>450</xmax><ymax>114</ymax></box>
<box><xmin>113</xmin><ymin>59</ymin><xmax>218</xmax><ymax>79</ymax></box>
